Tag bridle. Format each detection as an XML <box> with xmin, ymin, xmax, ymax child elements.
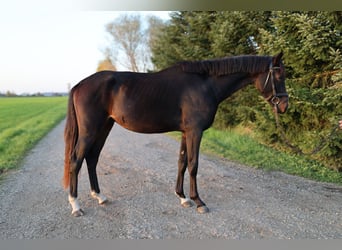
<box><xmin>263</xmin><ymin>62</ymin><xmax>288</xmax><ymax>107</ymax></box>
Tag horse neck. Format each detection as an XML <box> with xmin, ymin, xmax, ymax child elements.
<box><xmin>211</xmin><ymin>72</ymin><xmax>255</xmax><ymax>103</ymax></box>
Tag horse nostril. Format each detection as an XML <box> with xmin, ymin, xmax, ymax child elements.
<box><xmin>273</xmin><ymin>100</ymin><xmax>288</xmax><ymax>114</ymax></box>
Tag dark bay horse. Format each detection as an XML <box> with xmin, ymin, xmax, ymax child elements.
<box><xmin>63</xmin><ymin>52</ymin><xmax>288</xmax><ymax>216</ymax></box>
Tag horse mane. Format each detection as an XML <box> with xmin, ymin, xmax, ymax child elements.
<box><xmin>178</xmin><ymin>55</ymin><xmax>271</xmax><ymax>76</ymax></box>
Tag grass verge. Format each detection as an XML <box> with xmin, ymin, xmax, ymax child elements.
<box><xmin>0</xmin><ymin>96</ymin><xmax>67</xmax><ymax>173</ymax></box>
<box><xmin>169</xmin><ymin>128</ymin><xmax>342</xmax><ymax>185</ymax></box>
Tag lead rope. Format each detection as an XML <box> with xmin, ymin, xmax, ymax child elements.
<box><xmin>273</xmin><ymin>107</ymin><xmax>340</xmax><ymax>156</ymax></box>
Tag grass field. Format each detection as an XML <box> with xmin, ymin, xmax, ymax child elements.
<box><xmin>0</xmin><ymin>96</ymin><xmax>67</xmax><ymax>172</ymax></box>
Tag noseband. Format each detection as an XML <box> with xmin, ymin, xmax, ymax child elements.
<box><xmin>263</xmin><ymin>63</ymin><xmax>288</xmax><ymax>106</ymax></box>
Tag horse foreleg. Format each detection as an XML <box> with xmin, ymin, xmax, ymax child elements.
<box><xmin>68</xmin><ymin>135</ymin><xmax>97</xmax><ymax>217</ymax></box>
<box><xmin>186</xmin><ymin>130</ymin><xmax>209</xmax><ymax>214</ymax></box>
<box><xmin>175</xmin><ymin>133</ymin><xmax>193</xmax><ymax>208</ymax></box>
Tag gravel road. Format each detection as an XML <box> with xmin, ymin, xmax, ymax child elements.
<box><xmin>1</xmin><ymin>120</ymin><xmax>342</xmax><ymax>239</ymax></box>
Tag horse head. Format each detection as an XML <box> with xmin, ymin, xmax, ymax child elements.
<box><xmin>255</xmin><ymin>52</ymin><xmax>289</xmax><ymax>114</ymax></box>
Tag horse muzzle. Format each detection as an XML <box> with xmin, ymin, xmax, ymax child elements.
<box><xmin>271</xmin><ymin>95</ymin><xmax>288</xmax><ymax>114</ymax></box>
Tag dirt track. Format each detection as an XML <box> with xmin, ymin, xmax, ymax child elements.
<box><xmin>1</xmin><ymin>120</ymin><xmax>342</xmax><ymax>239</ymax></box>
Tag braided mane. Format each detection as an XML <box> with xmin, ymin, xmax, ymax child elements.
<box><xmin>178</xmin><ymin>55</ymin><xmax>271</xmax><ymax>76</ymax></box>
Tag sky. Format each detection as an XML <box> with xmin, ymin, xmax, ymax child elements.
<box><xmin>0</xmin><ymin>2</ymin><xmax>170</xmax><ymax>94</ymax></box>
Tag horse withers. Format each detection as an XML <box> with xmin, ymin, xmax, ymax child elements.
<box><xmin>63</xmin><ymin>53</ymin><xmax>288</xmax><ymax>216</ymax></box>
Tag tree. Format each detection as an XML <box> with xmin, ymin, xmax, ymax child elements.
<box><xmin>151</xmin><ymin>11</ymin><xmax>218</xmax><ymax>69</ymax></box>
<box><xmin>96</xmin><ymin>57</ymin><xmax>117</xmax><ymax>72</ymax></box>
<box><xmin>257</xmin><ymin>11</ymin><xmax>342</xmax><ymax>170</ymax></box>
<box><xmin>210</xmin><ymin>11</ymin><xmax>272</xmax><ymax>57</ymax></box>
<box><xmin>151</xmin><ymin>11</ymin><xmax>273</xmax><ymax>69</ymax></box>
<box><xmin>259</xmin><ymin>11</ymin><xmax>342</xmax><ymax>83</ymax></box>
<box><xmin>5</xmin><ymin>90</ymin><xmax>17</xmax><ymax>97</ymax></box>
<box><xmin>104</xmin><ymin>13</ymin><xmax>168</xmax><ymax>72</ymax></box>
<box><xmin>105</xmin><ymin>14</ymin><xmax>146</xmax><ymax>72</ymax></box>
<box><xmin>146</xmin><ymin>15</ymin><xmax>167</xmax><ymax>71</ymax></box>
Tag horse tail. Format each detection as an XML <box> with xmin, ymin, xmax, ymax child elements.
<box><xmin>63</xmin><ymin>87</ymin><xmax>78</xmax><ymax>189</ymax></box>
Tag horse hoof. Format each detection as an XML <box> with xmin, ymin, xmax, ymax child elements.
<box><xmin>72</xmin><ymin>209</ymin><xmax>85</xmax><ymax>217</ymax></box>
<box><xmin>197</xmin><ymin>206</ymin><xmax>209</xmax><ymax>214</ymax></box>
<box><xmin>180</xmin><ymin>198</ymin><xmax>193</xmax><ymax>208</ymax></box>
<box><xmin>99</xmin><ymin>199</ymin><xmax>108</xmax><ymax>205</ymax></box>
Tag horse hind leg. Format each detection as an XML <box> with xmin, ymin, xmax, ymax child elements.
<box><xmin>68</xmin><ymin>119</ymin><xmax>113</xmax><ymax>216</ymax></box>
<box><xmin>69</xmin><ymin>136</ymin><xmax>94</xmax><ymax>217</ymax></box>
<box><xmin>86</xmin><ymin>155</ymin><xmax>108</xmax><ymax>205</ymax></box>
<box><xmin>86</xmin><ymin>119</ymin><xmax>114</xmax><ymax>205</ymax></box>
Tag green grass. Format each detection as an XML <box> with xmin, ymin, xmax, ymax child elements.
<box><xmin>170</xmin><ymin>128</ymin><xmax>342</xmax><ymax>185</ymax></box>
<box><xmin>0</xmin><ymin>97</ymin><xmax>67</xmax><ymax>172</ymax></box>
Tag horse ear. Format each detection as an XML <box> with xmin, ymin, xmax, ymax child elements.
<box><xmin>272</xmin><ymin>51</ymin><xmax>283</xmax><ymax>66</ymax></box>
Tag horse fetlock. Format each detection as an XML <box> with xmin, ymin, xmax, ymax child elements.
<box><xmin>180</xmin><ymin>197</ymin><xmax>193</xmax><ymax>208</ymax></box>
<box><xmin>68</xmin><ymin>195</ymin><xmax>84</xmax><ymax>216</ymax></box>
<box><xmin>91</xmin><ymin>191</ymin><xmax>108</xmax><ymax>204</ymax></box>
<box><xmin>175</xmin><ymin>192</ymin><xmax>193</xmax><ymax>208</ymax></box>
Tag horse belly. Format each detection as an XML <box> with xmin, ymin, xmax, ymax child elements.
<box><xmin>111</xmin><ymin>107</ymin><xmax>181</xmax><ymax>134</ymax></box>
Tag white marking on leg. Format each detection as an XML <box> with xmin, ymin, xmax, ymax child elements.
<box><xmin>175</xmin><ymin>192</ymin><xmax>193</xmax><ymax>207</ymax></box>
<box><xmin>91</xmin><ymin>191</ymin><xmax>108</xmax><ymax>204</ymax></box>
<box><xmin>68</xmin><ymin>195</ymin><xmax>82</xmax><ymax>215</ymax></box>
<box><xmin>180</xmin><ymin>197</ymin><xmax>192</xmax><ymax>206</ymax></box>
